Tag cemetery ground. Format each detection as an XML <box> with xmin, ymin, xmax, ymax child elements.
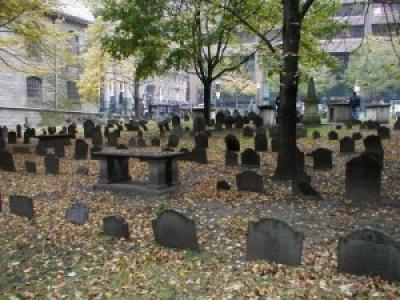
<box><xmin>1</xmin><ymin>123</ymin><xmax>400</xmax><ymax>299</ymax></box>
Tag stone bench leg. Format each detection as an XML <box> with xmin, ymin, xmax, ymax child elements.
<box><xmin>148</xmin><ymin>159</ymin><xmax>179</xmax><ymax>187</ymax></box>
<box><xmin>99</xmin><ymin>157</ymin><xmax>131</xmax><ymax>183</ymax></box>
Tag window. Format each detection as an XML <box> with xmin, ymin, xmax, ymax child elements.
<box><xmin>27</xmin><ymin>76</ymin><xmax>42</xmax><ymax>100</ymax></box>
<box><xmin>67</xmin><ymin>81</ymin><xmax>79</xmax><ymax>100</ymax></box>
<box><xmin>372</xmin><ymin>24</ymin><xmax>396</xmax><ymax>36</ymax></box>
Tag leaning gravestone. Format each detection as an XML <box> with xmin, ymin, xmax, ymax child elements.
<box><xmin>74</xmin><ymin>139</ymin><xmax>88</xmax><ymax>160</ymax></box>
<box><xmin>246</xmin><ymin>218</ymin><xmax>304</xmax><ymax>266</ymax></box>
<box><xmin>241</xmin><ymin>148</ymin><xmax>260</xmax><ymax>168</ymax></box>
<box><xmin>44</xmin><ymin>154</ymin><xmax>59</xmax><ymax>175</ymax></box>
<box><xmin>152</xmin><ymin>210</ymin><xmax>199</xmax><ymax>251</ymax></box>
<box><xmin>25</xmin><ymin>161</ymin><xmax>36</xmax><ymax>174</ymax></box>
<box><xmin>312</xmin><ymin>148</ymin><xmax>333</xmax><ymax>170</ymax></box>
<box><xmin>0</xmin><ymin>150</ymin><xmax>16</xmax><ymax>172</ymax></box>
<box><xmin>236</xmin><ymin>170</ymin><xmax>264</xmax><ymax>193</ymax></box>
<box><xmin>345</xmin><ymin>153</ymin><xmax>381</xmax><ymax>203</ymax></box>
<box><xmin>225</xmin><ymin>151</ymin><xmax>238</xmax><ymax>167</ymax></box>
<box><xmin>9</xmin><ymin>195</ymin><xmax>34</xmax><ymax>220</ymax></box>
<box><xmin>340</xmin><ymin>137</ymin><xmax>355</xmax><ymax>153</ymax></box>
<box><xmin>225</xmin><ymin>134</ymin><xmax>240</xmax><ymax>152</ymax></box>
<box><xmin>254</xmin><ymin>134</ymin><xmax>268</xmax><ymax>152</ymax></box>
<box><xmin>8</xmin><ymin>131</ymin><xmax>17</xmax><ymax>144</ymax></box>
<box><xmin>328</xmin><ymin>131</ymin><xmax>339</xmax><ymax>140</ymax></box>
<box><xmin>338</xmin><ymin>228</ymin><xmax>400</xmax><ymax>282</ymax></box>
<box><xmin>66</xmin><ymin>203</ymin><xmax>89</xmax><ymax>225</ymax></box>
<box><xmin>103</xmin><ymin>215</ymin><xmax>129</xmax><ymax>239</ymax></box>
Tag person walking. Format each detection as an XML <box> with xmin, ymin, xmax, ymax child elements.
<box><xmin>349</xmin><ymin>92</ymin><xmax>361</xmax><ymax>121</ymax></box>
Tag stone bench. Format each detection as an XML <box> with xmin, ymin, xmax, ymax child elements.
<box><xmin>93</xmin><ymin>150</ymin><xmax>185</xmax><ymax>195</ymax></box>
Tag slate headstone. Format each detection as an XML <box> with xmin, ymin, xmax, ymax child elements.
<box><xmin>8</xmin><ymin>131</ymin><xmax>17</xmax><ymax>144</ymax></box>
<box><xmin>254</xmin><ymin>134</ymin><xmax>268</xmax><ymax>152</ymax></box>
<box><xmin>103</xmin><ymin>215</ymin><xmax>129</xmax><ymax>239</ymax></box>
<box><xmin>312</xmin><ymin>148</ymin><xmax>333</xmax><ymax>170</ymax></box>
<box><xmin>9</xmin><ymin>195</ymin><xmax>33</xmax><ymax>220</ymax></box>
<box><xmin>74</xmin><ymin>139</ymin><xmax>88</xmax><ymax>160</ymax></box>
<box><xmin>328</xmin><ymin>131</ymin><xmax>339</xmax><ymax>140</ymax></box>
<box><xmin>217</xmin><ymin>180</ymin><xmax>231</xmax><ymax>190</ymax></box>
<box><xmin>108</xmin><ymin>131</ymin><xmax>118</xmax><ymax>146</ymax></box>
<box><xmin>225</xmin><ymin>134</ymin><xmax>240</xmax><ymax>152</ymax></box>
<box><xmin>44</xmin><ymin>154</ymin><xmax>59</xmax><ymax>175</ymax></box>
<box><xmin>225</xmin><ymin>151</ymin><xmax>238</xmax><ymax>167</ymax></box>
<box><xmin>241</xmin><ymin>148</ymin><xmax>260</xmax><ymax>168</ymax></box>
<box><xmin>236</xmin><ymin>170</ymin><xmax>264</xmax><ymax>193</ymax></box>
<box><xmin>167</xmin><ymin>134</ymin><xmax>179</xmax><ymax>148</ymax></box>
<box><xmin>242</xmin><ymin>126</ymin><xmax>254</xmax><ymax>138</ymax></box>
<box><xmin>66</xmin><ymin>203</ymin><xmax>89</xmax><ymax>225</ymax></box>
<box><xmin>92</xmin><ymin>127</ymin><xmax>103</xmax><ymax>146</ymax></box>
<box><xmin>377</xmin><ymin>126</ymin><xmax>390</xmax><ymax>140</ymax></box>
<box><xmin>0</xmin><ymin>150</ymin><xmax>16</xmax><ymax>172</ymax></box>
<box><xmin>195</xmin><ymin>133</ymin><xmax>208</xmax><ymax>148</ymax></box>
<box><xmin>340</xmin><ymin>137</ymin><xmax>355</xmax><ymax>153</ymax></box>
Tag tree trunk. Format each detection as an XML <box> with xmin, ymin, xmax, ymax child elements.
<box><xmin>203</xmin><ymin>81</ymin><xmax>212</xmax><ymax>124</ymax></box>
<box><xmin>274</xmin><ymin>0</ymin><xmax>301</xmax><ymax>181</ymax></box>
<box><xmin>134</xmin><ymin>78</ymin><xmax>141</xmax><ymax>120</ymax></box>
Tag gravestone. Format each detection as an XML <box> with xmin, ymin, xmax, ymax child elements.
<box><xmin>236</xmin><ymin>170</ymin><xmax>264</xmax><ymax>193</ymax></box>
<box><xmin>76</xmin><ymin>166</ymin><xmax>89</xmax><ymax>175</ymax></box>
<box><xmin>241</xmin><ymin>148</ymin><xmax>260</xmax><ymax>168</ymax></box>
<box><xmin>151</xmin><ymin>137</ymin><xmax>161</xmax><ymax>147</ymax></box>
<box><xmin>54</xmin><ymin>144</ymin><xmax>65</xmax><ymax>158</ymax></box>
<box><xmin>0</xmin><ymin>150</ymin><xmax>16</xmax><ymax>172</ymax></box>
<box><xmin>36</xmin><ymin>141</ymin><xmax>47</xmax><ymax>156</ymax></box>
<box><xmin>128</xmin><ymin>136</ymin><xmax>136</xmax><ymax>147</ymax></box>
<box><xmin>16</xmin><ymin>124</ymin><xmax>22</xmax><ymax>138</ymax></box>
<box><xmin>158</xmin><ymin>123</ymin><xmax>166</xmax><ymax>138</ymax></box>
<box><xmin>246</xmin><ymin>218</ymin><xmax>304</xmax><ymax>266</ymax></box>
<box><xmin>90</xmin><ymin>146</ymin><xmax>102</xmax><ymax>160</ymax></box>
<box><xmin>242</xmin><ymin>126</ymin><xmax>254</xmax><ymax>138</ymax></box>
<box><xmin>195</xmin><ymin>133</ymin><xmax>208</xmax><ymax>148</ymax></box>
<box><xmin>137</xmin><ymin>138</ymin><xmax>146</xmax><ymax>147</ymax></box>
<box><xmin>217</xmin><ymin>180</ymin><xmax>231</xmax><ymax>190</ymax></box>
<box><xmin>103</xmin><ymin>215</ymin><xmax>129</xmax><ymax>239</ymax></box>
<box><xmin>74</xmin><ymin>139</ymin><xmax>88</xmax><ymax>160</ymax></box>
<box><xmin>296</xmin><ymin>126</ymin><xmax>307</xmax><ymax>139</ymax></box>
<box><xmin>44</xmin><ymin>154</ymin><xmax>59</xmax><ymax>175</ymax></box>
<box><xmin>271</xmin><ymin>138</ymin><xmax>279</xmax><ymax>152</ymax></box>
<box><xmin>364</xmin><ymin>135</ymin><xmax>384</xmax><ymax>166</ymax></box>
<box><xmin>338</xmin><ymin>228</ymin><xmax>400</xmax><ymax>282</ymax></box>
<box><xmin>340</xmin><ymin>137</ymin><xmax>355</xmax><ymax>153</ymax></box>
<box><xmin>225</xmin><ymin>151</ymin><xmax>238</xmax><ymax>167</ymax></box>
<box><xmin>254</xmin><ymin>134</ymin><xmax>268</xmax><ymax>152</ymax></box>
<box><xmin>67</xmin><ymin>124</ymin><xmax>77</xmax><ymax>138</ymax></box>
<box><xmin>152</xmin><ymin>210</ymin><xmax>199</xmax><ymax>251</ymax></box>
<box><xmin>253</xmin><ymin>115</ymin><xmax>264</xmax><ymax>128</ymax></box>
<box><xmin>25</xmin><ymin>161</ymin><xmax>36</xmax><ymax>173</ymax></box>
<box><xmin>328</xmin><ymin>131</ymin><xmax>339</xmax><ymax>140</ymax></box>
<box><xmin>377</xmin><ymin>126</ymin><xmax>390</xmax><ymax>140</ymax></box>
<box><xmin>190</xmin><ymin>146</ymin><xmax>208</xmax><ymax>164</ymax></box>
<box><xmin>84</xmin><ymin>120</ymin><xmax>95</xmax><ymax>138</ymax></box>
<box><xmin>92</xmin><ymin>127</ymin><xmax>103</xmax><ymax>146</ymax></box>
<box><xmin>66</xmin><ymin>203</ymin><xmax>89</xmax><ymax>225</ymax></box>
<box><xmin>167</xmin><ymin>134</ymin><xmax>179</xmax><ymax>148</ymax></box>
<box><xmin>312</xmin><ymin>131</ymin><xmax>321</xmax><ymax>140</ymax></box>
<box><xmin>352</xmin><ymin>132</ymin><xmax>362</xmax><ymax>141</ymax></box>
<box><xmin>8</xmin><ymin>131</ymin><xmax>17</xmax><ymax>144</ymax></box>
<box><xmin>345</xmin><ymin>153</ymin><xmax>381</xmax><ymax>203</ymax></box>
<box><xmin>171</xmin><ymin>115</ymin><xmax>181</xmax><ymax>128</ymax></box>
<box><xmin>171</xmin><ymin>125</ymin><xmax>184</xmax><ymax>138</ymax></box>
<box><xmin>108</xmin><ymin>131</ymin><xmax>118</xmax><ymax>147</ymax></box>
<box><xmin>312</xmin><ymin>148</ymin><xmax>333</xmax><ymax>170</ymax></box>
<box><xmin>193</xmin><ymin>116</ymin><xmax>206</xmax><ymax>133</ymax></box>
<box><xmin>225</xmin><ymin>134</ymin><xmax>240</xmax><ymax>152</ymax></box>
<box><xmin>9</xmin><ymin>195</ymin><xmax>33</xmax><ymax>220</ymax></box>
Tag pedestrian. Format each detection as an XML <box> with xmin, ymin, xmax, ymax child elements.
<box><xmin>349</xmin><ymin>92</ymin><xmax>361</xmax><ymax>120</ymax></box>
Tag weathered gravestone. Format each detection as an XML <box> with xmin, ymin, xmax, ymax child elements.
<box><xmin>36</xmin><ymin>141</ymin><xmax>47</xmax><ymax>156</ymax></box>
<box><xmin>377</xmin><ymin>126</ymin><xmax>390</xmax><ymax>140</ymax></box>
<box><xmin>242</xmin><ymin>126</ymin><xmax>254</xmax><ymax>138</ymax></box>
<box><xmin>254</xmin><ymin>134</ymin><xmax>268</xmax><ymax>152</ymax></box>
<box><xmin>8</xmin><ymin>131</ymin><xmax>17</xmax><ymax>144</ymax></box>
<box><xmin>107</xmin><ymin>131</ymin><xmax>118</xmax><ymax>147</ymax></box>
<box><xmin>171</xmin><ymin>115</ymin><xmax>181</xmax><ymax>128</ymax></box>
<box><xmin>16</xmin><ymin>124</ymin><xmax>22</xmax><ymax>138</ymax></box>
<box><xmin>328</xmin><ymin>131</ymin><xmax>339</xmax><ymax>140</ymax></box>
<box><xmin>312</xmin><ymin>148</ymin><xmax>333</xmax><ymax>170</ymax></box>
<box><xmin>345</xmin><ymin>153</ymin><xmax>381</xmax><ymax>203</ymax></box>
<box><xmin>253</xmin><ymin>115</ymin><xmax>264</xmax><ymax>128</ymax></box>
<box><xmin>54</xmin><ymin>144</ymin><xmax>65</xmax><ymax>158</ymax></box>
<box><xmin>25</xmin><ymin>161</ymin><xmax>36</xmax><ymax>173</ymax></box>
<box><xmin>190</xmin><ymin>146</ymin><xmax>208</xmax><ymax>164</ymax></box>
<box><xmin>83</xmin><ymin>120</ymin><xmax>95</xmax><ymax>138</ymax></box>
<box><xmin>103</xmin><ymin>215</ymin><xmax>129</xmax><ymax>239</ymax></box>
<box><xmin>9</xmin><ymin>195</ymin><xmax>33</xmax><ymax>220</ymax></box>
<box><xmin>352</xmin><ymin>132</ymin><xmax>362</xmax><ymax>141</ymax></box>
<box><xmin>151</xmin><ymin>137</ymin><xmax>161</xmax><ymax>147</ymax></box>
<box><xmin>193</xmin><ymin>116</ymin><xmax>206</xmax><ymax>133</ymax></box>
<box><xmin>44</xmin><ymin>154</ymin><xmax>59</xmax><ymax>175</ymax></box>
<box><xmin>340</xmin><ymin>137</ymin><xmax>355</xmax><ymax>153</ymax></box>
<box><xmin>0</xmin><ymin>150</ymin><xmax>16</xmax><ymax>172</ymax></box>
<box><xmin>236</xmin><ymin>170</ymin><xmax>264</xmax><ymax>193</ymax></box>
<box><xmin>225</xmin><ymin>151</ymin><xmax>238</xmax><ymax>167</ymax></box>
<box><xmin>74</xmin><ymin>139</ymin><xmax>88</xmax><ymax>160</ymax></box>
<box><xmin>217</xmin><ymin>180</ymin><xmax>231</xmax><ymax>190</ymax></box>
<box><xmin>66</xmin><ymin>203</ymin><xmax>89</xmax><ymax>225</ymax></box>
<box><xmin>152</xmin><ymin>210</ymin><xmax>199</xmax><ymax>251</ymax></box>
<box><xmin>167</xmin><ymin>134</ymin><xmax>179</xmax><ymax>148</ymax></box>
<box><xmin>338</xmin><ymin>228</ymin><xmax>400</xmax><ymax>282</ymax></box>
<box><xmin>225</xmin><ymin>134</ymin><xmax>240</xmax><ymax>152</ymax></box>
<box><xmin>195</xmin><ymin>133</ymin><xmax>208</xmax><ymax>148</ymax></box>
<box><xmin>246</xmin><ymin>218</ymin><xmax>304</xmax><ymax>266</ymax></box>
<box><xmin>92</xmin><ymin>127</ymin><xmax>103</xmax><ymax>146</ymax></box>
<box><xmin>241</xmin><ymin>148</ymin><xmax>260</xmax><ymax>168</ymax></box>
<box><xmin>312</xmin><ymin>131</ymin><xmax>321</xmax><ymax>140</ymax></box>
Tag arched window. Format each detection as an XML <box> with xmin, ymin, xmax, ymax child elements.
<box><xmin>67</xmin><ymin>81</ymin><xmax>79</xmax><ymax>100</ymax></box>
<box><xmin>26</xmin><ymin>76</ymin><xmax>42</xmax><ymax>100</ymax></box>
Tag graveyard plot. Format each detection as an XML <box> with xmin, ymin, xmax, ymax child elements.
<box><xmin>0</xmin><ymin>124</ymin><xmax>400</xmax><ymax>298</ymax></box>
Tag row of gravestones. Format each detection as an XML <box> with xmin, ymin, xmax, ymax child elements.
<box><xmin>6</xmin><ymin>198</ymin><xmax>400</xmax><ymax>283</ymax></box>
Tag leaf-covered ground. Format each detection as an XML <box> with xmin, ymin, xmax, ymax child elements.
<box><xmin>1</xmin><ymin>123</ymin><xmax>400</xmax><ymax>299</ymax></box>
